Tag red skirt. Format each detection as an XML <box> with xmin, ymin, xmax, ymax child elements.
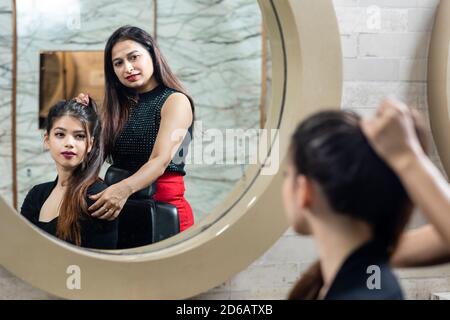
<box><xmin>153</xmin><ymin>171</ymin><xmax>194</xmax><ymax>232</ymax></box>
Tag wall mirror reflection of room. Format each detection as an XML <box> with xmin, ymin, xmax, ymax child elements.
<box><xmin>6</xmin><ymin>0</ymin><xmax>272</xmax><ymax>250</ymax></box>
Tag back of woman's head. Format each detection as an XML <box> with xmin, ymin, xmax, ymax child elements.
<box><xmin>290</xmin><ymin>110</ymin><xmax>412</xmax><ymax>252</ymax></box>
<box><xmin>45</xmin><ymin>98</ymin><xmax>103</xmax><ymax>245</ymax></box>
<box><xmin>288</xmin><ymin>110</ymin><xmax>414</xmax><ymax>300</ymax></box>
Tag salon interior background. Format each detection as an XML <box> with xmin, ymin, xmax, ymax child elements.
<box><xmin>0</xmin><ymin>0</ymin><xmax>270</xmax><ymax>223</ymax></box>
<box><xmin>1</xmin><ymin>0</ymin><xmax>450</xmax><ymax>299</ymax></box>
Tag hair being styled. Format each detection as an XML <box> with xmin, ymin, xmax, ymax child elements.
<box><xmin>287</xmin><ymin>110</ymin><xmax>416</xmax><ymax>300</ymax></box>
<box><xmin>45</xmin><ymin>98</ymin><xmax>103</xmax><ymax>246</ymax></box>
<box><xmin>102</xmin><ymin>25</ymin><xmax>194</xmax><ymax>158</ymax></box>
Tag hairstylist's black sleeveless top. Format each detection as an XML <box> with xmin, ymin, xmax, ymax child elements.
<box><xmin>111</xmin><ymin>84</ymin><xmax>192</xmax><ymax>175</ymax></box>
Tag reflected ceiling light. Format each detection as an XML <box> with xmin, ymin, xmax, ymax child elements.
<box><xmin>247</xmin><ymin>196</ymin><xmax>257</xmax><ymax>208</ymax></box>
<box><xmin>216</xmin><ymin>225</ymin><xmax>230</xmax><ymax>237</ymax></box>
<box><xmin>18</xmin><ymin>0</ymin><xmax>81</xmax><ymax>33</ymax></box>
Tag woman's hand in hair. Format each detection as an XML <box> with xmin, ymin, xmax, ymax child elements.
<box><xmin>88</xmin><ymin>182</ymin><xmax>133</xmax><ymax>220</ymax></box>
<box><xmin>364</xmin><ymin>98</ymin><xmax>450</xmax><ymax>261</ymax></box>
<box><xmin>74</xmin><ymin>93</ymin><xmax>90</xmax><ymax>106</ymax></box>
<box><xmin>361</xmin><ymin>98</ymin><xmax>427</xmax><ymax>173</ymax></box>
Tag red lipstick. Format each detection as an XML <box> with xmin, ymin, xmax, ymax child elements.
<box><xmin>61</xmin><ymin>151</ymin><xmax>76</xmax><ymax>159</ymax></box>
<box><xmin>126</xmin><ymin>74</ymin><xmax>140</xmax><ymax>82</ymax></box>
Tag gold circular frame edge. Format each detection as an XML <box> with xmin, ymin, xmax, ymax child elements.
<box><xmin>428</xmin><ymin>0</ymin><xmax>450</xmax><ymax>178</ymax></box>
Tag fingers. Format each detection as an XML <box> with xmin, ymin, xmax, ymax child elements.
<box><xmin>88</xmin><ymin>195</ymin><xmax>104</xmax><ymax>212</ymax></box>
<box><xmin>91</xmin><ymin>202</ymin><xmax>121</xmax><ymax>219</ymax></box>
<box><xmin>378</xmin><ymin>97</ymin><xmax>410</xmax><ymax>119</ymax></box>
<box><xmin>368</xmin><ymin>98</ymin><xmax>413</xmax><ymax>136</ymax></box>
<box><xmin>97</xmin><ymin>208</ymin><xmax>120</xmax><ymax>221</ymax></box>
<box><xmin>75</xmin><ymin>93</ymin><xmax>89</xmax><ymax>106</ymax></box>
<box><xmin>88</xmin><ymin>190</ymin><xmax>104</xmax><ymax>201</ymax></box>
<box><xmin>90</xmin><ymin>204</ymin><xmax>109</xmax><ymax>218</ymax></box>
<box><xmin>361</xmin><ymin>111</ymin><xmax>391</xmax><ymax>139</ymax></box>
<box><xmin>411</xmin><ymin>109</ymin><xmax>426</xmax><ymax>130</ymax></box>
<box><xmin>105</xmin><ymin>209</ymin><xmax>120</xmax><ymax>221</ymax></box>
<box><xmin>411</xmin><ymin>109</ymin><xmax>430</xmax><ymax>154</ymax></box>
<box><xmin>360</xmin><ymin>118</ymin><xmax>375</xmax><ymax>137</ymax></box>
<box><xmin>107</xmin><ymin>214</ymin><xmax>118</xmax><ymax>221</ymax></box>
<box><xmin>362</xmin><ymin>97</ymin><xmax>415</xmax><ymax>145</ymax></box>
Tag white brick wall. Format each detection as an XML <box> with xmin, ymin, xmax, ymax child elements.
<box><xmin>2</xmin><ymin>0</ymin><xmax>450</xmax><ymax>300</ymax></box>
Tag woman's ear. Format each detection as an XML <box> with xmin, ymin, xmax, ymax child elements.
<box><xmin>292</xmin><ymin>174</ymin><xmax>314</xmax><ymax>235</ymax></box>
<box><xmin>87</xmin><ymin>137</ymin><xmax>94</xmax><ymax>154</ymax></box>
<box><xmin>43</xmin><ymin>132</ymin><xmax>49</xmax><ymax>150</ymax></box>
<box><xmin>296</xmin><ymin>175</ymin><xmax>314</xmax><ymax>209</ymax></box>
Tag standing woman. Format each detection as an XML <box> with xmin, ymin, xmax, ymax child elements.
<box><xmin>78</xmin><ymin>25</ymin><xmax>194</xmax><ymax>236</ymax></box>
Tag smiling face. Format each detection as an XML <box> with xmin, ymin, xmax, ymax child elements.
<box><xmin>111</xmin><ymin>39</ymin><xmax>158</xmax><ymax>93</ymax></box>
<box><xmin>44</xmin><ymin>115</ymin><xmax>93</xmax><ymax>172</ymax></box>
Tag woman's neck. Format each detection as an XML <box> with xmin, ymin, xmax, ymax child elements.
<box><xmin>137</xmin><ymin>78</ymin><xmax>159</xmax><ymax>94</ymax></box>
<box><xmin>309</xmin><ymin>214</ymin><xmax>372</xmax><ymax>299</ymax></box>
<box><xmin>55</xmin><ymin>165</ymin><xmax>74</xmax><ymax>189</ymax></box>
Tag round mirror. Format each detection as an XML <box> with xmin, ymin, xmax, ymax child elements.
<box><xmin>0</xmin><ymin>0</ymin><xmax>342</xmax><ymax>299</ymax></box>
<box><xmin>428</xmin><ymin>0</ymin><xmax>450</xmax><ymax>179</ymax></box>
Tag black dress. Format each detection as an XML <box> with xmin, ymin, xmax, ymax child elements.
<box><xmin>20</xmin><ymin>178</ymin><xmax>118</xmax><ymax>249</ymax></box>
<box><xmin>324</xmin><ymin>240</ymin><xmax>404</xmax><ymax>300</ymax></box>
<box><xmin>110</xmin><ymin>84</ymin><xmax>192</xmax><ymax>174</ymax></box>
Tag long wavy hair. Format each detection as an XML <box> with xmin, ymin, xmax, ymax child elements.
<box><xmin>45</xmin><ymin>98</ymin><xmax>103</xmax><ymax>246</ymax></box>
<box><xmin>102</xmin><ymin>25</ymin><xmax>194</xmax><ymax>158</ymax></box>
<box><xmin>287</xmin><ymin>110</ymin><xmax>424</xmax><ymax>300</ymax></box>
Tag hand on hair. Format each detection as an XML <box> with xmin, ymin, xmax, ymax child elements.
<box><xmin>88</xmin><ymin>182</ymin><xmax>132</xmax><ymax>221</ymax></box>
<box><xmin>75</xmin><ymin>93</ymin><xmax>90</xmax><ymax>106</ymax></box>
<box><xmin>361</xmin><ymin>97</ymin><xmax>428</xmax><ymax>172</ymax></box>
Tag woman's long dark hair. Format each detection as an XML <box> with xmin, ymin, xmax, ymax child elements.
<box><xmin>45</xmin><ymin>98</ymin><xmax>103</xmax><ymax>246</ymax></box>
<box><xmin>102</xmin><ymin>25</ymin><xmax>195</xmax><ymax>157</ymax></box>
<box><xmin>287</xmin><ymin>111</ymin><xmax>419</xmax><ymax>300</ymax></box>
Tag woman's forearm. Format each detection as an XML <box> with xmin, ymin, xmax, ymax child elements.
<box><xmin>392</xmin><ymin>225</ymin><xmax>450</xmax><ymax>267</ymax></box>
<box><xmin>395</xmin><ymin>152</ymin><xmax>450</xmax><ymax>248</ymax></box>
<box><xmin>120</xmin><ymin>156</ymin><xmax>169</xmax><ymax>196</ymax></box>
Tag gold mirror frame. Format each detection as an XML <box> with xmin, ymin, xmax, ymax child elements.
<box><xmin>0</xmin><ymin>0</ymin><xmax>342</xmax><ymax>299</ymax></box>
<box><xmin>428</xmin><ymin>0</ymin><xmax>450</xmax><ymax>178</ymax></box>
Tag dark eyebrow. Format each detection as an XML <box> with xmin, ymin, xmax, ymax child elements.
<box><xmin>112</xmin><ymin>50</ymin><xmax>139</xmax><ymax>63</ymax></box>
<box><xmin>127</xmin><ymin>50</ymin><xmax>139</xmax><ymax>56</ymax></box>
<box><xmin>54</xmin><ymin>128</ymin><xmax>86</xmax><ymax>134</ymax></box>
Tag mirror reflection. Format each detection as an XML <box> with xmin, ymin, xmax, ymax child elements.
<box><xmin>10</xmin><ymin>0</ymin><xmax>271</xmax><ymax>250</ymax></box>
<box><xmin>39</xmin><ymin>51</ymin><xmax>104</xmax><ymax>128</ymax></box>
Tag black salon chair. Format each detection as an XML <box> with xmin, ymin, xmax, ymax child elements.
<box><xmin>104</xmin><ymin>166</ymin><xmax>180</xmax><ymax>249</ymax></box>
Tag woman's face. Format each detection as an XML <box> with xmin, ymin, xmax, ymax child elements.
<box><xmin>282</xmin><ymin>162</ymin><xmax>311</xmax><ymax>235</ymax></box>
<box><xmin>111</xmin><ymin>39</ymin><xmax>156</xmax><ymax>93</ymax></box>
<box><xmin>44</xmin><ymin>116</ymin><xmax>92</xmax><ymax>171</ymax></box>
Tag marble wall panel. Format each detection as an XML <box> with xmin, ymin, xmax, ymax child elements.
<box><xmin>0</xmin><ymin>1</ymin><xmax>13</xmax><ymax>206</ymax></box>
<box><xmin>156</xmin><ymin>0</ymin><xmax>265</xmax><ymax>220</ymax></box>
<box><xmin>15</xmin><ymin>0</ymin><xmax>154</xmax><ymax>206</ymax></box>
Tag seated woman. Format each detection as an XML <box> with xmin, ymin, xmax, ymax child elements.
<box><xmin>283</xmin><ymin>111</ymin><xmax>415</xmax><ymax>300</ymax></box>
<box><xmin>21</xmin><ymin>99</ymin><xmax>118</xmax><ymax>249</ymax></box>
